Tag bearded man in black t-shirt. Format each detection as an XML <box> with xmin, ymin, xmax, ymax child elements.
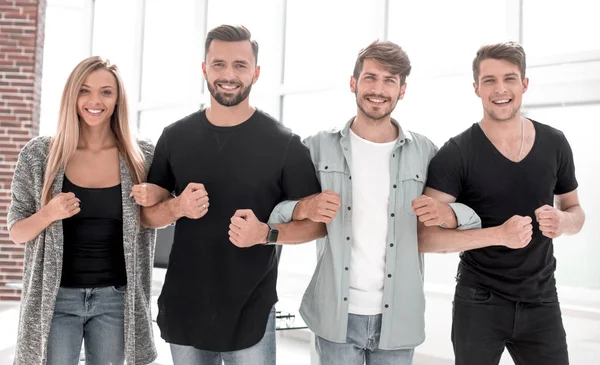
<box><xmin>419</xmin><ymin>42</ymin><xmax>585</xmax><ymax>365</ymax></box>
<box><xmin>140</xmin><ymin>25</ymin><xmax>323</xmax><ymax>365</ymax></box>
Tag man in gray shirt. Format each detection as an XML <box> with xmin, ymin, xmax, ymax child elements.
<box><xmin>233</xmin><ymin>40</ymin><xmax>482</xmax><ymax>365</ymax></box>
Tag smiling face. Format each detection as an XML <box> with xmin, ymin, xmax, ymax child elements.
<box><xmin>474</xmin><ymin>58</ymin><xmax>529</xmax><ymax>122</ymax></box>
<box><xmin>351</xmin><ymin>58</ymin><xmax>406</xmax><ymax>122</ymax></box>
<box><xmin>76</xmin><ymin>69</ymin><xmax>118</xmax><ymax>128</ymax></box>
<box><xmin>202</xmin><ymin>39</ymin><xmax>260</xmax><ymax>107</ymax></box>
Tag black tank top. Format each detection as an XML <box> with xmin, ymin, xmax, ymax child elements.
<box><xmin>60</xmin><ymin>176</ymin><xmax>126</xmax><ymax>288</ymax></box>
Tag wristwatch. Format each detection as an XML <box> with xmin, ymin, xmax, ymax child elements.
<box><xmin>266</xmin><ymin>223</ymin><xmax>279</xmax><ymax>244</ymax></box>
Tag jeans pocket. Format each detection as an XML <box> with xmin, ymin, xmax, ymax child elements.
<box><xmin>540</xmin><ymin>299</ymin><xmax>560</xmax><ymax>306</ymax></box>
<box><xmin>455</xmin><ymin>284</ymin><xmax>491</xmax><ymax>302</ymax></box>
<box><xmin>111</xmin><ymin>285</ymin><xmax>127</xmax><ymax>294</ymax></box>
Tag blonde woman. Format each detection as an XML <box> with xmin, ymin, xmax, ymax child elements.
<box><xmin>7</xmin><ymin>56</ymin><xmax>167</xmax><ymax>365</ymax></box>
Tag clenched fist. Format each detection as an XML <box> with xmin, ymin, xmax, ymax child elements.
<box><xmin>535</xmin><ymin>205</ymin><xmax>565</xmax><ymax>239</ymax></box>
<box><xmin>229</xmin><ymin>209</ymin><xmax>269</xmax><ymax>248</ymax></box>
<box><xmin>295</xmin><ymin>190</ymin><xmax>341</xmax><ymax>223</ymax></box>
<box><xmin>176</xmin><ymin>182</ymin><xmax>209</xmax><ymax>219</ymax></box>
<box><xmin>130</xmin><ymin>183</ymin><xmax>170</xmax><ymax>207</ymax></box>
<box><xmin>499</xmin><ymin>215</ymin><xmax>533</xmax><ymax>249</ymax></box>
<box><xmin>411</xmin><ymin>194</ymin><xmax>454</xmax><ymax>227</ymax></box>
<box><xmin>42</xmin><ymin>192</ymin><xmax>80</xmax><ymax>222</ymax></box>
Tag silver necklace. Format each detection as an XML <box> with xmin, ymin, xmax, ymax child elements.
<box><xmin>480</xmin><ymin>118</ymin><xmax>525</xmax><ymax>161</ymax></box>
<box><xmin>517</xmin><ymin>117</ymin><xmax>524</xmax><ymax>161</ymax></box>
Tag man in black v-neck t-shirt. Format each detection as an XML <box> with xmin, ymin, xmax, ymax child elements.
<box><xmin>420</xmin><ymin>42</ymin><xmax>585</xmax><ymax>365</ymax></box>
<box><xmin>141</xmin><ymin>25</ymin><xmax>323</xmax><ymax>365</ymax></box>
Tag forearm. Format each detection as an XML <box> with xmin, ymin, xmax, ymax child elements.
<box><xmin>418</xmin><ymin>224</ymin><xmax>504</xmax><ymax>253</ymax></box>
<box><xmin>9</xmin><ymin>209</ymin><xmax>53</xmax><ymax>244</ymax></box>
<box><xmin>292</xmin><ymin>197</ymin><xmax>311</xmax><ymax>220</ymax></box>
<box><xmin>141</xmin><ymin>197</ymin><xmax>181</xmax><ymax>228</ymax></box>
<box><xmin>560</xmin><ymin>205</ymin><xmax>585</xmax><ymax>235</ymax></box>
<box><xmin>273</xmin><ymin>220</ymin><xmax>327</xmax><ymax>245</ymax></box>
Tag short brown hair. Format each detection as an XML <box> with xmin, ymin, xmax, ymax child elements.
<box><xmin>205</xmin><ymin>24</ymin><xmax>259</xmax><ymax>64</ymax></box>
<box><xmin>353</xmin><ymin>40</ymin><xmax>412</xmax><ymax>84</ymax></box>
<box><xmin>472</xmin><ymin>41</ymin><xmax>526</xmax><ymax>83</ymax></box>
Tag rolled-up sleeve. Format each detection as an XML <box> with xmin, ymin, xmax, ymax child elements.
<box><xmin>267</xmin><ymin>200</ymin><xmax>299</xmax><ymax>224</ymax></box>
<box><xmin>449</xmin><ymin>202</ymin><xmax>481</xmax><ymax>230</ymax></box>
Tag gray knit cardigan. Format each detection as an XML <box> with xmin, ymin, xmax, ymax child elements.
<box><xmin>7</xmin><ymin>136</ymin><xmax>157</xmax><ymax>365</ymax></box>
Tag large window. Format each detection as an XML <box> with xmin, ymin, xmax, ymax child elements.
<box><xmin>524</xmin><ymin>104</ymin><xmax>600</xmax><ymax>289</ymax></box>
<box><xmin>39</xmin><ymin>0</ymin><xmax>93</xmax><ymax>135</ymax></box>
<box><xmin>523</xmin><ymin>0</ymin><xmax>600</xmax><ymax>61</ymax></box>
<box><xmin>387</xmin><ymin>0</ymin><xmax>512</xmax><ymax>78</ymax></box>
<box><xmin>207</xmin><ymin>0</ymin><xmax>285</xmax><ymax>119</ymax></box>
<box><xmin>39</xmin><ymin>0</ymin><xmax>600</xmax><ymax>295</ymax></box>
<box><xmin>283</xmin><ymin>0</ymin><xmax>385</xmax><ymax>90</ymax></box>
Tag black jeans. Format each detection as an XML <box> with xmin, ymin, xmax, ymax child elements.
<box><xmin>451</xmin><ymin>284</ymin><xmax>568</xmax><ymax>365</ymax></box>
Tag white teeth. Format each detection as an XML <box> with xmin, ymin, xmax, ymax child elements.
<box><xmin>86</xmin><ymin>109</ymin><xmax>103</xmax><ymax>114</ymax></box>
<box><xmin>493</xmin><ymin>99</ymin><xmax>510</xmax><ymax>104</ymax></box>
<box><xmin>368</xmin><ymin>98</ymin><xmax>385</xmax><ymax>103</ymax></box>
<box><xmin>219</xmin><ymin>84</ymin><xmax>237</xmax><ymax>90</ymax></box>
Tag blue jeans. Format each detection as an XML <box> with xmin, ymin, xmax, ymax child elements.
<box><xmin>170</xmin><ymin>306</ymin><xmax>276</xmax><ymax>365</ymax></box>
<box><xmin>316</xmin><ymin>313</ymin><xmax>414</xmax><ymax>365</ymax></box>
<box><xmin>46</xmin><ymin>286</ymin><xmax>126</xmax><ymax>365</ymax></box>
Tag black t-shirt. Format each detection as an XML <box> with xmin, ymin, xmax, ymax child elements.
<box><xmin>426</xmin><ymin>120</ymin><xmax>578</xmax><ymax>302</ymax></box>
<box><xmin>61</xmin><ymin>176</ymin><xmax>126</xmax><ymax>288</ymax></box>
<box><xmin>147</xmin><ymin>109</ymin><xmax>320</xmax><ymax>351</ymax></box>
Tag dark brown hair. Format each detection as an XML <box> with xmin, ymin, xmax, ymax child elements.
<box><xmin>353</xmin><ymin>40</ymin><xmax>411</xmax><ymax>84</ymax></box>
<box><xmin>205</xmin><ymin>24</ymin><xmax>259</xmax><ymax>64</ymax></box>
<box><xmin>472</xmin><ymin>41</ymin><xmax>526</xmax><ymax>83</ymax></box>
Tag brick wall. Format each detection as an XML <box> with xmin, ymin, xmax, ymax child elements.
<box><xmin>0</xmin><ymin>0</ymin><xmax>47</xmax><ymax>301</ymax></box>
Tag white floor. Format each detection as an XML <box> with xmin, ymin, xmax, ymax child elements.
<box><xmin>1</xmin><ymin>272</ymin><xmax>599</xmax><ymax>365</ymax></box>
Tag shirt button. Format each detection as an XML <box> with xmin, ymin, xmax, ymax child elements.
<box><xmin>344</xmin><ymin>297</ymin><xmax>348</xmax><ymax>301</ymax></box>
<box><xmin>346</xmin><ymin>237</ymin><xmax>350</xmax><ymax>241</ymax></box>
<box><xmin>393</xmin><ymin>154</ymin><xmax>396</xmax><ymax>158</ymax></box>
<box><xmin>416</xmin><ymin>174</ymin><xmax>420</xmax><ymax>178</ymax></box>
<box><xmin>385</xmin><ymin>304</ymin><xmax>389</xmax><ymax>308</ymax></box>
<box><xmin>345</xmin><ymin>267</ymin><xmax>349</xmax><ymax>271</ymax></box>
<box><xmin>388</xmin><ymin>274</ymin><xmax>392</xmax><ymax>278</ymax></box>
<box><xmin>390</xmin><ymin>243</ymin><xmax>394</xmax><ymax>247</ymax></box>
<box><xmin>390</xmin><ymin>213</ymin><xmax>395</xmax><ymax>217</ymax></box>
<box><xmin>344</xmin><ymin>147</ymin><xmax>348</xmax><ymax>151</ymax></box>
<box><xmin>393</xmin><ymin>184</ymin><xmax>397</xmax><ymax>188</ymax></box>
<box><xmin>324</xmin><ymin>166</ymin><xmax>328</xmax><ymax>170</ymax></box>
<box><xmin>349</xmin><ymin>176</ymin><xmax>352</xmax><ymax>180</ymax></box>
<box><xmin>347</xmin><ymin>206</ymin><xmax>351</xmax><ymax>211</ymax></box>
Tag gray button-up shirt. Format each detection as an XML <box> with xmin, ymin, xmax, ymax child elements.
<box><xmin>269</xmin><ymin>118</ymin><xmax>480</xmax><ymax>350</ymax></box>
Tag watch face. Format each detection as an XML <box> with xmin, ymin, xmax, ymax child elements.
<box><xmin>268</xmin><ymin>226</ymin><xmax>279</xmax><ymax>243</ymax></box>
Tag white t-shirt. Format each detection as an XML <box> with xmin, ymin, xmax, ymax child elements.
<box><xmin>348</xmin><ymin>129</ymin><xmax>397</xmax><ymax>315</ymax></box>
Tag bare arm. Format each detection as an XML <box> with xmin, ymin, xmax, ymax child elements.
<box><xmin>271</xmin><ymin>219</ymin><xmax>327</xmax><ymax>244</ymax></box>
<box><xmin>535</xmin><ymin>190</ymin><xmax>585</xmax><ymax>238</ymax></box>
<box><xmin>141</xmin><ymin>182</ymin><xmax>209</xmax><ymax>228</ymax></box>
<box><xmin>10</xmin><ymin>209</ymin><xmax>54</xmax><ymax>244</ymax></box>
<box><xmin>270</xmin><ymin>197</ymin><xmax>328</xmax><ymax>243</ymax></box>
<box><xmin>419</xmin><ymin>221</ymin><xmax>510</xmax><ymax>253</ymax></box>
<box><xmin>140</xmin><ymin>197</ymin><xmax>181</xmax><ymax>228</ymax></box>
<box><xmin>418</xmin><ymin>187</ymin><xmax>533</xmax><ymax>253</ymax></box>
<box><xmin>131</xmin><ymin>183</ymin><xmax>172</xmax><ymax>207</ymax></box>
<box><xmin>556</xmin><ymin>190</ymin><xmax>585</xmax><ymax>235</ymax></box>
<box><xmin>228</xmin><ymin>205</ymin><xmax>327</xmax><ymax>248</ymax></box>
<box><xmin>9</xmin><ymin>192</ymin><xmax>81</xmax><ymax>244</ymax></box>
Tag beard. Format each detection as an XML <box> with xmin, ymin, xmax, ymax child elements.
<box><xmin>207</xmin><ymin>80</ymin><xmax>253</xmax><ymax>107</ymax></box>
<box><xmin>355</xmin><ymin>91</ymin><xmax>397</xmax><ymax>121</ymax></box>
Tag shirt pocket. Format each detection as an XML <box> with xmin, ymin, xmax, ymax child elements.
<box><xmin>316</xmin><ymin>161</ymin><xmax>348</xmax><ymax>195</ymax></box>
<box><xmin>400</xmin><ymin>171</ymin><xmax>426</xmax><ymax>215</ymax></box>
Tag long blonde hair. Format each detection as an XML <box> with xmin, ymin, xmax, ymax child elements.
<box><xmin>41</xmin><ymin>56</ymin><xmax>146</xmax><ymax>205</ymax></box>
